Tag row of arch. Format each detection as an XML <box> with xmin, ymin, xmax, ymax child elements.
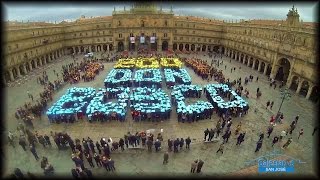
<box><xmin>172</xmin><ymin>43</ymin><xmax>220</xmax><ymax>52</ymax></box>
<box><xmin>223</xmin><ymin>47</ymin><xmax>319</xmax><ymax>103</ymax></box>
<box><xmin>4</xmin><ymin>49</ymin><xmax>64</xmax><ymax>83</ymax></box>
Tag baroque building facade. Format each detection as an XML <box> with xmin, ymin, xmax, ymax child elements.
<box><xmin>3</xmin><ymin>4</ymin><xmax>318</xmax><ymax>102</ymax></box>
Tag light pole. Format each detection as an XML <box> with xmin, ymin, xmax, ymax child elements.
<box><xmin>276</xmin><ymin>88</ymin><xmax>291</xmax><ymax>122</ymax></box>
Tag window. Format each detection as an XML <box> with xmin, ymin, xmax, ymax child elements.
<box><xmin>97</xmin><ymin>39</ymin><xmax>100</xmax><ymax>42</ymax></box>
<box><xmin>198</xmin><ymin>38</ymin><xmax>200</xmax><ymax>42</ymax></box>
<box><xmin>8</xmin><ymin>46</ymin><xmax>11</xmax><ymax>51</ymax></box>
<box><xmin>80</xmin><ymin>33</ymin><xmax>82</xmax><ymax>36</ymax></box>
<box><xmin>174</xmin><ymin>37</ymin><xmax>177</xmax><ymax>40</ymax></box>
<box><xmin>209</xmin><ymin>39</ymin><xmax>211</xmax><ymax>43</ymax></box>
<box><xmin>175</xmin><ymin>23</ymin><xmax>177</xmax><ymax>26</ymax></box>
<box><xmin>103</xmin><ymin>38</ymin><xmax>106</xmax><ymax>41</ymax></box>
<box><xmin>109</xmin><ymin>37</ymin><xmax>112</xmax><ymax>41</ymax></box>
<box><xmin>175</xmin><ymin>30</ymin><xmax>177</xmax><ymax>33</ymax></box>
<box><xmin>97</xmin><ymin>25</ymin><xmax>100</xmax><ymax>28</ymax></box>
<box><xmin>97</xmin><ymin>31</ymin><xmax>100</xmax><ymax>35</ymax></box>
<box><xmin>180</xmin><ymin>37</ymin><xmax>183</xmax><ymax>40</ymax></box>
<box><xmin>119</xmin><ymin>34</ymin><xmax>122</xmax><ymax>38</ymax></box>
<box><xmin>193</xmin><ymin>31</ymin><xmax>195</xmax><ymax>34</ymax></box>
<box><xmin>187</xmin><ymin>24</ymin><xmax>189</xmax><ymax>28</ymax></box>
<box><xmin>164</xmin><ymin>33</ymin><xmax>167</xmax><ymax>37</ymax></box>
<box><xmin>130</xmin><ymin>33</ymin><xmax>134</xmax><ymax>37</ymax></box>
<box><xmin>36</xmin><ymin>49</ymin><xmax>38</xmax><ymax>53</ymax></box>
<box><xmin>86</xmin><ymin>33</ymin><xmax>88</xmax><ymax>36</ymax></box>
<box><xmin>30</xmin><ymin>51</ymin><xmax>33</xmax><ymax>55</ymax></box>
<box><xmin>38</xmin><ymin>31</ymin><xmax>39</xmax><ymax>35</ymax></box>
<box><xmin>103</xmin><ymin>31</ymin><xmax>105</xmax><ymax>35</ymax></box>
<box><xmin>15</xmin><ymin>44</ymin><xmax>18</xmax><ymax>48</ymax></box>
<box><xmin>193</xmin><ymin>24</ymin><xmax>195</xmax><ymax>28</ymax></box>
<box><xmin>164</xmin><ymin>20</ymin><xmax>168</xmax><ymax>26</ymax></box>
<box><xmin>80</xmin><ymin>40</ymin><xmax>83</xmax><ymax>43</ymax></box>
<box><xmin>32</xmin><ymin>32</ymin><xmax>34</xmax><ymax>36</ymax></box>
<box><xmin>152</xmin><ymin>33</ymin><xmax>156</xmax><ymax>37</ymax></box>
<box><xmin>74</xmin><ymin>34</ymin><xmax>77</xmax><ymax>37</ymax></box>
<box><xmin>109</xmin><ymin>24</ymin><xmax>111</xmax><ymax>27</ymax></box>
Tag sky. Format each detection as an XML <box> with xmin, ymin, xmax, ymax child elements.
<box><xmin>3</xmin><ymin>2</ymin><xmax>318</xmax><ymax>23</ymax></box>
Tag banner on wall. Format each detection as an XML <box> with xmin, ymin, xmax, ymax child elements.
<box><xmin>140</xmin><ymin>36</ymin><xmax>145</xmax><ymax>44</ymax></box>
<box><xmin>150</xmin><ymin>36</ymin><xmax>156</xmax><ymax>43</ymax></box>
<box><xmin>130</xmin><ymin>37</ymin><xmax>135</xmax><ymax>44</ymax></box>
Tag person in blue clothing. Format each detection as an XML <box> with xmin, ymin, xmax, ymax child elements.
<box><xmin>154</xmin><ymin>139</ymin><xmax>161</xmax><ymax>152</ymax></box>
<box><xmin>29</xmin><ymin>144</ymin><xmax>39</xmax><ymax>161</ymax></box>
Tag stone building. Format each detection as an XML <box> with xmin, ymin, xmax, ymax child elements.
<box><xmin>3</xmin><ymin>4</ymin><xmax>318</xmax><ymax>102</ymax></box>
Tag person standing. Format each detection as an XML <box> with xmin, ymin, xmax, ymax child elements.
<box><xmin>259</xmin><ymin>133</ymin><xmax>264</xmax><ymax>141</ymax></box>
<box><xmin>190</xmin><ymin>160</ymin><xmax>198</xmax><ymax>173</ymax></box>
<box><xmin>312</xmin><ymin>126</ymin><xmax>318</xmax><ymax>136</ymax></box>
<box><xmin>272</xmin><ymin>136</ymin><xmax>279</xmax><ymax>147</ymax></box>
<box><xmin>196</xmin><ymin>159</ymin><xmax>204</xmax><ymax>173</ymax></box>
<box><xmin>108</xmin><ymin>158</ymin><xmax>116</xmax><ymax>172</ymax></box>
<box><xmin>163</xmin><ymin>151</ymin><xmax>169</xmax><ymax>164</ymax></box>
<box><xmin>266</xmin><ymin>101</ymin><xmax>270</xmax><ymax>109</ymax></box>
<box><xmin>225</xmin><ymin>130</ymin><xmax>231</xmax><ymax>143</ymax></box>
<box><xmin>208</xmin><ymin>129</ymin><xmax>215</xmax><ymax>141</ymax></box>
<box><xmin>147</xmin><ymin>139</ymin><xmax>153</xmax><ymax>151</ymax></box>
<box><xmin>185</xmin><ymin>137</ymin><xmax>191</xmax><ymax>149</ymax></box>
<box><xmin>236</xmin><ymin>133</ymin><xmax>244</xmax><ymax>146</ymax></box>
<box><xmin>216</xmin><ymin>144</ymin><xmax>224</xmax><ymax>154</ymax></box>
<box><xmin>93</xmin><ymin>153</ymin><xmax>102</xmax><ymax>167</ymax></box>
<box><xmin>280</xmin><ymin>130</ymin><xmax>286</xmax><ymax>141</ymax></box>
<box><xmin>255</xmin><ymin>140</ymin><xmax>263</xmax><ymax>152</ymax></box>
<box><xmin>95</xmin><ymin>141</ymin><xmax>102</xmax><ymax>154</ymax></box>
<box><xmin>18</xmin><ymin>136</ymin><xmax>27</xmax><ymax>151</ymax></box>
<box><xmin>119</xmin><ymin>138</ymin><xmax>125</xmax><ymax>151</ymax></box>
<box><xmin>179</xmin><ymin>138</ymin><xmax>184</xmax><ymax>149</ymax></box>
<box><xmin>267</xmin><ymin>126</ymin><xmax>274</xmax><ymax>138</ymax></box>
<box><xmin>30</xmin><ymin>144</ymin><xmax>40</xmax><ymax>161</ymax></box>
<box><xmin>86</xmin><ymin>153</ymin><xmax>95</xmax><ymax>168</ymax></box>
<box><xmin>44</xmin><ymin>134</ymin><xmax>51</xmax><ymax>146</ymax></box>
<box><xmin>270</xmin><ymin>101</ymin><xmax>274</xmax><ymax>110</ymax></box>
<box><xmin>168</xmin><ymin>139</ymin><xmax>173</xmax><ymax>151</ymax></box>
<box><xmin>154</xmin><ymin>139</ymin><xmax>161</xmax><ymax>152</ymax></box>
<box><xmin>282</xmin><ymin>138</ymin><xmax>293</xmax><ymax>149</ymax></box>
<box><xmin>298</xmin><ymin>129</ymin><xmax>304</xmax><ymax>139</ymax></box>
<box><xmin>173</xmin><ymin>138</ymin><xmax>179</xmax><ymax>153</ymax></box>
<box><xmin>204</xmin><ymin>128</ymin><xmax>209</xmax><ymax>141</ymax></box>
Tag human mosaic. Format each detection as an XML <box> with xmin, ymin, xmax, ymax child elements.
<box><xmin>46</xmin><ymin>57</ymin><xmax>249</xmax><ymax>123</ymax></box>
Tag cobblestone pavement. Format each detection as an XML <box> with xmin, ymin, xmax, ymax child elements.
<box><xmin>3</xmin><ymin>52</ymin><xmax>318</xmax><ymax>178</ymax></box>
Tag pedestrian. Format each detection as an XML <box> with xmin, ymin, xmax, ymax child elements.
<box><xmin>13</xmin><ymin>168</ymin><xmax>24</xmax><ymax>178</ymax></box>
<box><xmin>282</xmin><ymin>138</ymin><xmax>293</xmax><ymax>149</ymax></box>
<box><xmin>255</xmin><ymin>140</ymin><xmax>263</xmax><ymax>152</ymax></box>
<box><xmin>18</xmin><ymin>136</ymin><xmax>27</xmax><ymax>151</ymax></box>
<box><xmin>236</xmin><ymin>133</ymin><xmax>243</xmax><ymax>146</ymax></box>
<box><xmin>191</xmin><ymin>160</ymin><xmax>198</xmax><ymax>173</ymax></box>
<box><xmin>208</xmin><ymin>128</ymin><xmax>215</xmax><ymax>141</ymax></box>
<box><xmin>168</xmin><ymin>139</ymin><xmax>173</xmax><ymax>151</ymax></box>
<box><xmin>30</xmin><ymin>144</ymin><xmax>40</xmax><ymax>161</ymax></box>
<box><xmin>119</xmin><ymin>138</ymin><xmax>125</xmax><ymax>151</ymax></box>
<box><xmin>289</xmin><ymin>121</ymin><xmax>296</xmax><ymax>134</ymax></box>
<box><xmin>154</xmin><ymin>139</ymin><xmax>161</xmax><ymax>152</ymax></box>
<box><xmin>312</xmin><ymin>126</ymin><xmax>318</xmax><ymax>136</ymax></box>
<box><xmin>86</xmin><ymin>153</ymin><xmax>95</xmax><ymax>168</ymax></box>
<box><xmin>298</xmin><ymin>129</ymin><xmax>304</xmax><ymax>139</ymax></box>
<box><xmin>185</xmin><ymin>137</ymin><xmax>191</xmax><ymax>149</ymax></box>
<box><xmin>216</xmin><ymin>144</ymin><xmax>224</xmax><ymax>154</ymax></box>
<box><xmin>108</xmin><ymin>158</ymin><xmax>116</xmax><ymax>172</ymax></box>
<box><xmin>270</xmin><ymin>101</ymin><xmax>274</xmax><ymax>110</ymax></box>
<box><xmin>225</xmin><ymin>130</ymin><xmax>231</xmax><ymax>143</ymax></box>
<box><xmin>256</xmin><ymin>76</ymin><xmax>259</xmax><ymax>82</ymax></box>
<box><xmin>259</xmin><ymin>133</ymin><xmax>264</xmax><ymax>141</ymax></box>
<box><xmin>93</xmin><ymin>153</ymin><xmax>102</xmax><ymax>167</ymax></box>
<box><xmin>95</xmin><ymin>141</ymin><xmax>102</xmax><ymax>154</ymax></box>
<box><xmin>280</xmin><ymin>130</ymin><xmax>286</xmax><ymax>141</ymax></box>
<box><xmin>295</xmin><ymin>115</ymin><xmax>299</xmax><ymax>124</ymax></box>
<box><xmin>38</xmin><ymin>135</ymin><xmax>46</xmax><ymax>148</ymax></box>
<box><xmin>179</xmin><ymin>138</ymin><xmax>184</xmax><ymax>149</ymax></box>
<box><xmin>163</xmin><ymin>151</ymin><xmax>169</xmax><ymax>164</ymax></box>
<box><xmin>204</xmin><ymin>128</ymin><xmax>209</xmax><ymax>141</ymax></box>
<box><xmin>196</xmin><ymin>159</ymin><xmax>204</xmax><ymax>173</ymax></box>
<box><xmin>44</xmin><ymin>134</ymin><xmax>51</xmax><ymax>146</ymax></box>
<box><xmin>89</xmin><ymin>141</ymin><xmax>95</xmax><ymax>153</ymax></box>
<box><xmin>266</xmin><ymin>101</ymin><xmax>270</xmax><ymax>109</ymax></box>
<box><xmin>147</xmin><ymin>139</ymin><xmax>153</xmax><ymax>151</ymax></box>
<box><xmin>173</xmin><ymin>138</ymin><xmax>179</xmax><ymax>153</ymax></box>
<box><xmin>272</xmin><ymin>136</ymin><xmax>279</xmax><ymax>147</ymax></box>
<box><xmin>267</xmin><ymin>126</ymin><xmax>274</xmax><ymax>138</ymax></box>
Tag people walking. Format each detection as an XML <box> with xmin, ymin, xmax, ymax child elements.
<box><xmin>191</xmin><ymin>160</ymin><xmax>198</xmax><ymax>173</ymax></box>
<box><xmin>30</xmin><ymin>144</ymin><xmax>40</xmax><ymax>161</ymax></box>
<box><xmin>216</xmin><ymin>144</ymin><xmax>224</xmax><ymax>154</ymax></box>
<box><xmin>44</xmin><ymin>134</ymin><xmax>51</xmax><ymax>146</ymax></box>
<box><xmin>163</xmin><ymin>151</ymin><xmax>169</xmax><ymax>164</ymax></box>
<box><xmin>168</xmin><ymin>139</ymin><xmax>173</xmax><ymax>151</ymax></box>
<box><xmin>312</xmin><ymin>126</ymin><xmax>318</xmax><ymax>136</ymax></box>
<box><xmin>93</xmin><ymin>153</ymin><xmax>102</xmax><ymax>167</ymax></box>
<box><xmin>18</xmin><ymin>136</ymin><xmax>27</xmax><ymax>151</ymax></box>
<box><xmin>270</xmin><ymin>101</ymin><xmax>274</xmax><ymax>110</ymax></box>
<box><xmin>267</xmin><ymin>126</ymin><xmax>274</xmax><ymax>138</ymax></box>
<box><xmin>282</xmin><ymin>138</ymin><xmax>293</xmax><ymax>149</ymax></box>
<box><xmin>204</xmin><ymin>128</ymin><xmax>209</xmax><ymax>141</ymax></box>
<box><xmin>280</xmin><ymin>130</ymin><xmax>286</xmax><ymax>141</ymax></box>
<box><xmin>179</xmin><ymin>138</ymin><xmax>184</xmax><ymax>149</ymax></box>
<box><xmin>298</xmin><ymin>129</ymin><xmax>304</xmax><ymax>139</ymax></box>
<box><xmin>272</xmin><ymin>136</ymin><xmax>279</xmax><ymax>147</ymax></box>
<box><xmin>86</xmin><ymin>153</ymin><xmax>95</xmax><ymax>168</ymax></box>
<box><xmin>266</xmin><ymin>101</ymin><xmax>270</xmax><ymax>109</ymax></box>
<box><xmin>185</xmin><ymin>137</ymin><xmax>191</xmax><ymax>149</ymax></box>
<box><xmin>196</xmin><ymin>159</ymin><xmax>204</xmax><ymax>173</ymax></box>
<box><xmin>255</xmin><ymin>140</ymin><xmax>263</xmax><ymax>152</ymax></box>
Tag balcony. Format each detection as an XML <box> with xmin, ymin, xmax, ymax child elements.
<box><xmin>162</xmin><ymin>36</ymin><xmax>170</xmax><ymax>40</ymax></box>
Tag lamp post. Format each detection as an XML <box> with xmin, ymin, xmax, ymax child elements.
<box><xmin>276</xmin><ymin>88</ymin><xmax>291</xmax><ymax>122</ymax></box>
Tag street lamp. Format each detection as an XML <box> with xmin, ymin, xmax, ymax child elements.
<box><xmin>276</xmin><ymin>88</ymin><xmax>291</xmax><ymax>122</ymax></box>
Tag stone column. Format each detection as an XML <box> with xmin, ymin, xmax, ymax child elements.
<box><xmin>238</xmin><ymin>53</ymin><xmax>241</xmax><ymax>61</ymax></box>
<box><xmin>252</xmin><ymin>59</ymin><xmax>256</xmax><ymax>69</ymax></box>
<box><xmin>43</xmin><ymin>57</ymin><xmax>47</xmax><ymax>65</ymax></box>
<box><xmin>16</xmin><ymin>66</ymin><xmax>21</xmax><ymax>77</ymax></box>
<box><xmin>286</xmin><ymin>76</ymin><xmax>293</xmax><ymax>88</ymax></box>
<box><xmin>73</xmin><ymin>47</ymin><xmax>76</xmax><ymax>54</ymax></box>
<box><xmin>235</xmin><ymin>52</ymin><xmax>238</xmax><ymax>61</ymax></box>
<box><xmin>306</xmin><ymin>85</ymin><xmax>314</xmax><ymax>99</ymax></box>
<box><xmin>9</xmin><ymin>69</ymin><xmax>14</xmax><ymax>81</ymax></box>
<box><xmin>263</xmin><ymin>63</ymin><xmax>268</xmax><ymax>75</ymax></box>
<box><xmin>296</xmin><ymin>80</ymin><xmax>304</xmax><ymax>94</ymax></box>
<box><xmin>257</xmin><ymin>61</ymin><xmax>261</xmax><ymax>72</ymax></box>
<box><xmin>34</xmin><ymin>60</ymin><xmax>38</xmax><ymax>68</ymax></box>
<box><xmin>39</xmin><ymin>59</ymin><xmax>43</xmax><ymax>66</ymax></box>
<box><xmin>247</xmin><ymin>57</ymin><xmax>251</xmax><ymax>66</ymax></box>
<box><xmin>28</xmin><ymin>61</ymin><xmax>33</xmax><ymax>71</ymax></box>
<box><xmin>224</xmin><ymin>48</ymin><xmax>227</xmax><ymax>56</ymax></box>
<box><xmin>23</xmin><ymin>64</ymin><xmax>27</xmax><ymax>74</ymax></box>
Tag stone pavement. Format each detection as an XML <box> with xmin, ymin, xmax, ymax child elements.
<box><xmin>3</xmin><ymin>52</ymin><xmax>318</xmax><ymax>177</ymax></box>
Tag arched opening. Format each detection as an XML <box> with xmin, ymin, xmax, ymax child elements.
<box><xmin>299</xmin><ymin>81</ymin><xmax>309</xmax><ymax>97</ymax></box>
<box><xmin>289</xmin><ymin>76</ymin><xmax>299</xmax><ymax>91</ymax></box>
<box><xmin>185</xmin><ymin>44</ymin><xmax>190</xmax><ymax>51</ymax></box>
<box><xmin>173</xmin><ymin>43</ymin><xmax>177</xmax><ymax>51</ymax></box>
<box><xmin>244</xmin><ymin>56</ymin><xmax>248</xmax><ymax>64</ymax></box>
<box><xmin>202</xmin><ymin>45</ymin><xmax>206</xmax><ymax>52</ymax></box>
<box><xmin>179</xmin><ymin>44</ymin><xmax>183</xmax><ymax>51</ymax></box>
<box><xmin>197</xmin><ymin>45</ymin><xmax>201</xmax><ymax>52</ymax></box>
<box><xmin>212</xmin><ymin>46</ymin><xmax>219</xmax><ymax>53</ymax></box>
<box><xmin>80</xmin><ymin>46</ymin><xmax>85</xmax><ymax>53</ymax></box>
<box><xmin>4</xmin><ymin>71</ymin><xmax>11</xmax><ymax>82</ymax></box>
<box><xmin>254</xmin><ymin>60</ymin><xmax>259</xmax><ymax>70</ymax></box>
<box><xmin>266</xmin><ymin>64</ymin><xmax>272</xmax><ymax>76</ymax></box>
<box><xmin>75</xmin><ymin>47</ymin><xmax>79</xmax><ymax>54</ymax></box>
<box><xmin>91</xmin><ymin>45</ymin><xmax>96</xmax><ymax>52</ymax></box>
<box><xmin>41</xmin><ymin>57</ymin><xmax>45</xmax><ymax>65</ymax></box>
<box><xmin>117</xmin><ymin>41</ymin><xmax>124</xmax><ymax>52</ymax></box>
<box><xmin>109</xmin><ymin>44</ymin><xmax>113</xmax><ymax>51</ymax></box>
<box><xmin>25</xmin><ymin>62</ymin><xmax>30</xmax><ymax>72</ymax></box>
<box><xmin>50</xmin><ymin>53</ymin><xmax>54</xmax><ymax>61</ymax></box>
<box><xmin>249</xmin><ymin>58</ymin><xmax>253</xmax><ymax>67</ymax></box>
<box><xmin>46</xmin><ymin>55</ymin><xmax>49</xmax><ymax>63</ymax></box>
<box><xmin>309</xmin><ymin>86</ymin><xmax>319</xmax><ymax>103</ymax></box>
<box><xmin>31</xmin><ymin>60</ymin><xmax>36</xmax><ymax>69</ymax></box>
<box><xmin>37</xmin><ymin>58</ymin><xmax>41</xmax><ymax>66</ymax></box>
<box><xmin>221</xmin><ymin>47</ymin><xmax>225</xmax><ymax>54</ymax></box>
<box><xmin>240</xmin><ymin>54</ymin><xmax>244</xmax><ymax>63</ymax></box>
<box><xmin>162</xmin><ymin>41</ymin><xmax>168</xmax><ymax>51</ymax></box>
<box><xmin>275</xmin><ymin>58</ymin><xmax>291</xmax><ymax>82</ymax></box>
<box><xmin>19</xmin><ymin>64</ymin><xmax>25</xmax><ymax>76</ymax></box>
<box><xmin>97</xmin><ymin>45</ymin><xmax>102</xmax><ymax>52</ymax></box>
<box><xmin>260</xmin><ymin>62</ymin><xmax>265</xmax><ymax>73</ymax></box>
<box><xmin>67</xmin><ymin>47</ymin><xmax>74</xmax><ymax>54</ymax></box>
<box><xmin>103</xmin><ymin>44</ymin><xmax>108</xmax><ymax>51</ymax></box>
<box><xmin>151</xmin><ymin>42</ymin><xmax>157</xmax><ymax>51</ymax></box>
<box><xmin>191</xmin><ymin>44</ymin><xmax>195</xmax><ymax>51</ymax></box>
